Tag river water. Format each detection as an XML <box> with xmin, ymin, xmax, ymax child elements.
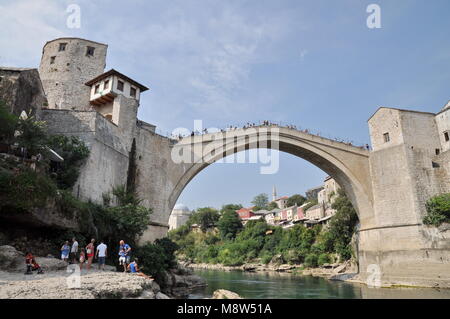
<box><xmin>188</xmin><ymin>269</ymin><xmax>450</xmax><ymax>299</ymax></box>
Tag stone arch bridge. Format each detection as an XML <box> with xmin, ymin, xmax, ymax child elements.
<box><xmin>167</xmin><ymin>126</ymin><xmax>374</xmax><ymax>228</ymax></box>
<box><xmin>131</xmin><ymin>123</ymin><xmax>449</xmax><ymax>288</ymax></box>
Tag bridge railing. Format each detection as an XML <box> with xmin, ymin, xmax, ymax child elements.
<box><xmin>153</xmin><ymin>120</ymin><xmax>371</xmax><ymax>150</ymax></box>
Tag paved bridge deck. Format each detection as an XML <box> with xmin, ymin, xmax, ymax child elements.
<box><xmin>174</xmin><ymin>125</ymin><xmax>370</xmax><ymax>157</ymax></box>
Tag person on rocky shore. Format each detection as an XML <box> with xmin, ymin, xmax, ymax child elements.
<box><xmin>85</xmin><ymin>239</ymin><xmax>95</xmax><ymax>271</ymax></box>
<box><xmin>119</xmin><ymin>240</ymin><xmax>131</xmax><ymax>272</ymax></box>
<box><xmin>79</xmin><ymin>248</ymin><xmax>86</xmax><ymax>271</ymax></box>
<box><xmin>127</xmin><ymin>258</ymin><xmax>152</xmax><ymax>280</ymax></box>
<box><xmin>60</xmin><ymin>241</ymin><xmax>70</xmax><ymax>263</ymax></box>
<box><xmin>70</xmin><ymin>237</ymin><xmax>78</xmax><ymax>264</ymax></box>
<box><xmin>25</xmin><ymin>252</ymin><xmax>43</xmax><ymax>275</ymax></box>
<box><xmin>95</xmin><ymin>240</ymin><xmax>107</xmax><ymax>271</ymax></box>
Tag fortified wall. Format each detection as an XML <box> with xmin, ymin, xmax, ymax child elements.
<box><xmin>36</xmin><ymin>37</ymin><xmax>175</xmax><ymax>241</ymax></box>
<box><xmin>363</xmin><ymin>105</ymin><xmax>450</xmax><ymax>286</ymax></box>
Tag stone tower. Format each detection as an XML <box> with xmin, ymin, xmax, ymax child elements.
<box><xmin>38</xmin><ymin>38</ymin><xmax>108</xmax><ymax>110</ymax></box>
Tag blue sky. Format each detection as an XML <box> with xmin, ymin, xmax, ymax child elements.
<box><xmin>1</xmin><ymin>0</ymin><xmax>450</xmax><ymax>210</ymax></box>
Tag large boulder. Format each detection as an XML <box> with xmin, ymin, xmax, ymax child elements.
<box><xmin>34</xmin><ymin>257</ymin><xmax>67</xmax><ymax>272</ymax></box>
<box><xmin>155</xmin><ymin>292</ymin><xmax>170</xmax><ymax>299</ymax></box>
<box><xmin>0</xmin><ymin>245</ymin><xmax>68</xmax><ymax>272</ymax></box>
<box><xmin>165</xmin><ymin>269</ymin><xmax>206</xmax><ymax>297</ymax></box>
<box><xmin>0</xmin><ymin>245</ymin><xmax>23</xmax><ymax>270</ymax></box>
<box><xmin>211</xmin><ymin>289</ymin><xmax>243</xmax><ymax>299</ymax></box>
<box><xmin>269</xmin><ymin>254</ymin><xmax>284</xmax><ymax>266</ymax></box>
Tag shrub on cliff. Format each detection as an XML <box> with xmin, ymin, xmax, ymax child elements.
<box><xmin>136</xmin><ymin>238</ymin><xmax>179</xmax><ymax>284</ymax></box>
<box><xmin>0</xmin><ymin>101</ymin><xmax>18</xmax><ymax>143</ymax></box>
<box><xmin>47</xmin><ymin>135</ymin><xmax>89</xmax><ymax>189</ymax></box>
<box><xmin>0</xmin><ymin>168</ymin><xmax>57</xmax><ymax>210</ymax></box>
<box><xmin>423</xmin><ymin>193</ymin><xmax>450</xmax><ymax>226</ymax></box>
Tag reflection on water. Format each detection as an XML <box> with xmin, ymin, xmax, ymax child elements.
<box><xmin>189</xmin><ymin>269</ymin><xmax>450</xmax><ymax>299</ymax></box>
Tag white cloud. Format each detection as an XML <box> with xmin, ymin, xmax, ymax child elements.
<box><xmin>0</xmin><ymin>0</ymin><xmax>68</xmax><ymax>66</ymax></box>
<box><xmin>0</xmin><ymin>0</ymin><xmax>297</xmax><ymax>128</ymax></box>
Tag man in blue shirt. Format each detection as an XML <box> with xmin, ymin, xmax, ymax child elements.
<box><xmin>119</xmin><ymin>240</ymin><xmax>131</xmax><ymax>272</ymax></box>
<box><xmin>127</xmin><ymin>258</ymin><xmax>152</xmax><ymax>280</ymax></box>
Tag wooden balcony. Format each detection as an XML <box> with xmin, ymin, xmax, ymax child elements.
<box><xmin>90</xmin><ymin>91</ymin><xmax>117</xmax><ymax>106</ymax></box>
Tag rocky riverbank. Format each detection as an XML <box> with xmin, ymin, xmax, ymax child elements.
<box><xmin>0</xmin><ymin>270</ymin><xmax>167</xmax><ymax>299</ymax></box>
<box><xmin>182</xmin><ymin>259</ymin><xmax>361</xmax><ymax>283</ymax></box>
<box><xmin>0</xmin><ymin>245</ymin><xmax>206</xmax><ymax>299</ymax></box>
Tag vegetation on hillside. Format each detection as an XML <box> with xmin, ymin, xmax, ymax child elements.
<box><xmin>423</xmin><ymin>193</ymin><xmax>450</xmax><ymax>226</ymax></box>
<box><xmin>0</xmin><ymin>101</ymin><xmax>178</xmax><ymax>283</ymax></box>
<box><xmin>169</xmin><ymin>190</ymin><xmax>359</xmax><ymax>268</ymax></box>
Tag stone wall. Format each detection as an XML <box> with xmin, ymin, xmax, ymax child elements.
<box><xmin>39</xmin><ymin>38</ymin><xmax>107</xmax><ymax>111</ymax></box>
<box><xmin>41</xmin><ymin>109</ymin><xmax>131</xmax><ymax>203</ymax></box>
<box><xmin>363</xmin><ymin>107</ymin><xmax>450</xmax><ymax>287</ymax></box>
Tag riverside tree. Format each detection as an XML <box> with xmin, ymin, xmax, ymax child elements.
<box><xmin>217</xmin><ymin>204</ymin><xmax>243</xmax><ymax>240</ymax></box>
<box><xmin>189</xmin><ymin>207</ymin><xmax>220</xmax><ymax>232</ymax></box>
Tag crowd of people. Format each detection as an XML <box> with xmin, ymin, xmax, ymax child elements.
<box><xmin>170</xmin><ymin>120</ymin><xmax>371</xmax><ymax>150</ymax></box>
<box><xmin>24</xmin><ymin>237</ymin><xmax>150</xmax><ymax>279</ymax></box>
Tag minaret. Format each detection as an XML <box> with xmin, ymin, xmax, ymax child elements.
<box><xmin>272</xmin><ymin>185</ymin><xmax>277</xmax><ymax>201</ymax></box>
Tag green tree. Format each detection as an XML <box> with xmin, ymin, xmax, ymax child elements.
<box><xmin>15</xmin><ymin>112</ymin><xmax>48</xmax><ymax>156</ymax></box>
<box><xmin>287</xmin><ymin>194</ymin><xmax>306</xmax><ymax>207</ymax></box>
<box><xmin>217</xmin><ymin>210</ymin><xmax>243</xmax><ymax>240</ymax></box>
<box><xmin>251</xmin><ymin>193</ymin><xmax>269</xmax><ymax>210</ymax></box>
<box><xmin>189</xmin><ymin>207</ymin><xmax>220</xmax><ymax>232</ymax></box>
<box><xmin>328</xmin><ymin>189</ymin><xmax>359</xmax><ymax>260</ymax></box>
<box><xmin>267</xmin><ymin>201</ymin><xmax>278</xmax><ymax>210</ymax></box>
<box><xmin>47</xmin><ymin>135</ymin><xmax>90</xmax><ymax>189</ymax></box>
<box><xmin>0</xmin><ymin>100</ymin><xmax>18</xmax><ymax>143</ymax></box>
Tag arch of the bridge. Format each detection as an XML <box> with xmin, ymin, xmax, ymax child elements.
<box><xmin>168</xmin><ymin>127</ymin><xmax>373</xmax><ymax>224</ymax></box>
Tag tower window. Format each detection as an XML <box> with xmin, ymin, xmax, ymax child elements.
<box><xmin>86</xmin><ymin>46</ymin><xmax>95</xmax><ymax>57</ymax></box>
<box><xmin>104</xmin><ymin>80</ymin><xmax>109</xmax><ymax>90</ymax></box>
<box><xmin>383</xmin><ymin>132</ymin><xmax>390</xmax><ymax>143</ymax></box>
<box><xmin>59</xmin><ymin>43</ymin><xmax>67</xmax><ymax>51</ymax></box>
<box><xmin>130</xmin><ymin>87</ymin><xmax>136</xmax><ymax>98</ymax></box>
<box><xmin>436</xmin><ymin>149</ymin><xmax>440</xmax><ymax>156</ymax></box>
<box><xmin>94</xmin><ymin>84</ymin><xmax>100</xmax><ymax>94</ymax></box>
<box><xmin>117</xmin><ymin>80</ymin><xmax>124</xmax><ymax>92</ymax></box>
<box><xmin>50</xmin><ymin>56</ymin><xmax>56</xmax><ymax>64</ymax></box>
<box><xmin>445</xmin><ymin>132</ymin><xmax>449</xmax><ymax>142</ymax></box>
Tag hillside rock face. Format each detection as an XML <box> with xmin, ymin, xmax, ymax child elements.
<box><xmin>0</xmin><ymin>67</ymin><xmax>47</xmax><ymax>116</ymax></box>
